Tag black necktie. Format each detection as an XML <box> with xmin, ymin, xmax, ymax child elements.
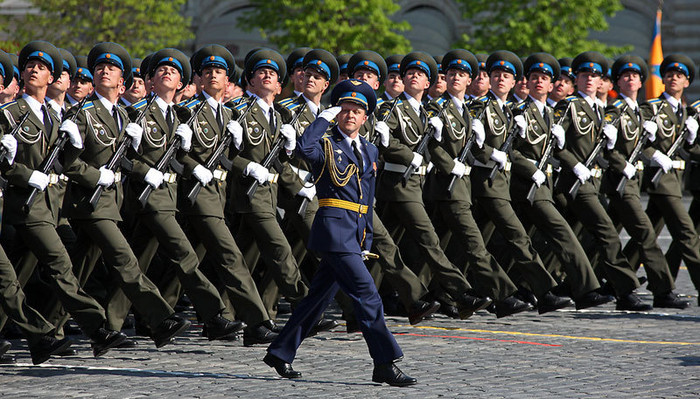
<box><xmin>268</xmin><ymin>110</ymin><xmax>276</xmax><ymax>132</ymax></box>
<box><xmin>166</xmin><ymin>105</ymin><xmax>174</xmax><ymax>131</ymax></box>
<box><xmin>352</xmin><ymin>141</ymin><xmax>363</xmax><ymax>172</ymax></box>
<box><xmin>112</xmin><ymin>107</ymin><xmax>121</xmax><ymax>131</ymax></box>
<box><xmin>419</xmin><ymin>105</ymin><xmax>427</xmax><ymax>125</ymax></box>
<box><xmin>41</xmin><ymin>105</ymin><xmax>52</xmax><ymax>133</ymax></box>
<box><xmin>215</xmin><ymin>104</ymin><xmax>223</xmax><ymax>131</ymax></box>
<box><xmin>677</xmin><ymin>105</ymin><xmax>684</xmax><ymax>123</ymax></box>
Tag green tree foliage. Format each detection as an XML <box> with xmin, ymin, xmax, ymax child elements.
<box><xmin>0</xmin><ymin>0</ymin><xmax>194</xmax><ymax>56</ymax></box>
<box><xmin>455</xmin><ymin>0</ymin><xmax>631</xmax><ymax>58</ymax></box>
<box><xmin>238</xmin><ymin>0</ymin><xmax>412</xmax><ymax>55</ymax></box>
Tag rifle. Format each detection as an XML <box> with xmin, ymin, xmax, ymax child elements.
<box><xmin>0</xmin><ymin>111</ymin><xmax>31</xmax><ymax>191</ymax></box>
<box><xmin>137</xmin><ymin>99</ymin><xmax>207</xmax><ymax>208</ymax></box>
<box><xmin>187</xmin><ymin>96</ymin><xmax>256</xmax><ymax>205</ymax></box>
<box><xmin>24</xmin><ymin>97</ymin><xmax>88</xmax><ymax>213</ymax></box>
<box><xmin>401</xmin><ymin>102</ymin><xmax>448</xmax><ymax>186</ymax></box>
<box><xmin>371</xmin><ymin>97</ymin><xmax>400</xmax><ymax>146</ymax></box>
<box><xmin>244</xmin><ymin>101</ymin><xmax>306</xmax><ymax>203</ymax></box>
<box><xmin>568</xmin><ymin>113</ymin><xmax>621</xmax><ymax>199</ymax></box>
<box><xmin>88</xmin><ymin>95</ymin><xmax>155</xmax><ymax>211</ymax></box>
<box><xmin>615</xmin><ymin>106</ymin><xmax>663</xmax><ymax>196</ymax></box>
<box><xmin>650</xmin><ymin>113</ymin><xmax>696</xmax><ymax>188</ymax></box>
<box><xmin>446</xmin><ymin>97</ymin><xmax>490</xmax><ymax>197</ymax></box>
<box><xmin>526</xmin><ymin>100</ymin><xmax>573</xmax><ymax>204</ymax></box>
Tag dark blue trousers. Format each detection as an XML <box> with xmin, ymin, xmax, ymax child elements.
<box><xmin>267</xmin><ymin>251</ymin><xmax>403</xmax><ymax>365</ymax></box>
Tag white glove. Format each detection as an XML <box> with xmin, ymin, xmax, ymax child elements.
<box><xmin>244</xmin><ymin>162</ymin><xmax>270</xmax><ymax>185</ymax></box>
<box><xmin>375</xmin><ymin>121</ymin><xmax>390</xmax><ymax>147</ymax></box>
<box><xmin>318</xmin><ymin>106</ymin><xmax>342</xmax><ymax>122</ymax></box>
<box><xmin>472</xmin><ymin>119</ymin><xmax>485</xmax><ymax>148</ymax></box>
<box><xmin>643</xmin><ymin>120</ymin><xmax>657</xmax><ymax>142</ymax></box>
<box><xmin>0</xmin><ymin>134</ymin><xmax>17</xmax><ymax>164</ymax></box>
<box><xmin>175</xmin><ymin>124</ymin><xmax>193</xmax><ymax>152</ymax></box>
<box><xmin>429</xmin><ymin>116</ymin><xmax>443</xmax><ymax>142</ymax></box>
<box><xmin>60</xmin><ymin>119</ymin><xmax>82</xmax><ymax>149</ymax></box>
<box><xmin>450</xmin><ymin>158</ymin><xmax>467</xmax><ymax>178</ymax></box>
<box><xmin>192</xmin><ymin>164</ymin><xmax>213</xmax><ymax>185</ymax></box>
<box><xmin>226</xmin><ymin>120</ymin><xmax>243</xmax><ymax>150</ymax></box>
<box><xmin>361</xmin><ymin>250</ymin><xmax>371</xmax><ymax>261</ymax></box>
<box><xmin>97</xmin><ymin>166</ymin><xmax>115</xmax><ymax>187</ymax></box>
<box><xmin>280</xmin><ymin>124</ymin><xmax>296</xmax><ymax>152</ymax></box>
<box><xmin>514</xmin><ymin>115</ymin><xmax>527</xmax><ymax>138</ymax></box>
<box><xmin>144</xmin><ymin>168</ymin><xmax>164</xmax><ymax>189</ymax></box>
<box><xmin>623</xmin><ymin>162</ymin><xmax>637</xmax><ymax>179</ymax></box>
<box><xmin>572</xmin><ymin>162</ymin><xmax>591</xmax><ymax>183</ymax></box>
<box><xmin>652</xmin><ymin>150</ymin><xmax>673</xmax><ymax>173</ymax></box>
<box><xmin>552</xmin><ymin>124</ymin><xmax>566</xmax><ymax>149</ymax></box>
<box><xmin>603</xmin><ymin>124</ymin><xmax>618</xmax><ymax>150</ymax></box>
<box><xmin>490</xmin><ymin>148</ymin><xmax>507</xmax><ymax>170</ymax></box>
<box><xmin>125</xmin><ymin>122</ymin><xmax>143</xmax><ymax>150</ymax></box>
<box><xmin>532</xmin><ymin>169</ymin><xmax>546</xmax><ymax>187</ymax></box>
<box><xmin>28</xmin><ymin>170</ymin><xmax>49</xmax><ymax>191</ymax></box>
<box><xmin>685</xmin><ymin>117</ymin><xmax>698</xmax><ymax>144</ymax></box>
<box><xmin>410</xmin><ymin>152</ymin><xmax>423</xmax><ymax>168</ymax></box>
<box><xmin>297</xmin><ymin>185</ymin><xmax>316</xmax><ymax>200</ymax></box>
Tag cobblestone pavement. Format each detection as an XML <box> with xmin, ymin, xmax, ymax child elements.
<box><xmin>2</xmin><ymin>198</ymin><xmax>700</xmax><ymax>398</ymax></box>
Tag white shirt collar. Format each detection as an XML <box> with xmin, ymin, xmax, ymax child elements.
<box><xmin>293</xmin><ymin>90</ymin><xmax>302</xmax><ymax>98</ymax></box>
<box><xmin>620</xmin><ymin>93</ymin><xmax>638</xmax><ymax>111</ymax></box>
<box><xmin>489</xmin><ymin>91</ymin><xmax>506</xmax><ymax>110</ymax></box>
<box><xmin>528</xmin><ymin>95</ymin><xmax>545</xmax><ymax>115</ymax></box>
<box><xmin>384</xmin><ymin>92</ymin><xmax>394</xmax><ymax>100</ymax></box>
<box><xmin>301</xmin><ymin>94</ymin><xmax>319</xmax><ymax>117</ymax></box>
<box><xmin>66</xmin><ymin>94</ymin><xmax>79</xmax><ymax>106</ymax></box>
<box><xmin>202</xmin><ymin>90</ymin><xmax>221</xmax><ymax>111</ymax></box>
<box><xmin>96</xmin><ymin>91</ymin><xmax>117</xmax><ymax>115</ymax></box>
<box><xmin>404</xmin><ymin>92</ymin><xmax>421</xmax><ymax>114</ymax></box>
<box><xmin>513</xmin><ymin>93</ymin><xmax>525</xmax><ymax>103</ymax></box>
<box><xmin>253</xmin><ymin>94</ymin><xmax>272</xmax><ymax>118</ymax></box>
<box><xmin>663</xmin><ymin>92</ymin><xmax>680</xmax><ymax>112</ymax></box>
<box><xmin>121</xmin><ymin>98</ymin><xmax>132</xmax><ymax>107</ymax></box>
<box><xmin>448</xmin><ymin>93</ymin><xmax>464</xmax><ymax>114</ymax></box>
<box><xmin>578</xmin><ymin>91</ymin><xmax>597</xmax><ymax>109</ymax></box>
<box><xmin>22</xmin><ymin>94</ymin><xmax>45</xmax><ymax>123</ymax></box>
<box><xmin>47</xmin><ymin>97</ymin><xmax>63</xmax><ymax>118</ymax></box>
<box><xmin>339</xmin><ymin>127</ymin><xmax>363</xmax><ymax>154</ymax></box>
<box><xmin>547</xmin><ymin>98</ymin><xmax>557</xmax><ymax>107</ymax></box>
<box><xmin>154</xmin><ymin>95</ymin><xmax>173</xmax><ymax>118</ymax></box>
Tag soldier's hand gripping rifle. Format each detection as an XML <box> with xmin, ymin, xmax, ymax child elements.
<box><xmin>0</xmin><ymin>111</ymin><xmax>31</xmax><ymax>191</ymax></box>
<box><xmin>650</xmin><ymin>113</ymin><xmax>696</xmax><ymax>188</ymax></box>
<box><xmin>487</xmin><ymin>109</ymin><xmax>519</xmax><ymax>183</ymax></box>
<box><xmin>371</xmin><ymin>97</ymin><xmax>400</xmax><ymax>146</ymax></box>
<box><xmin>24</xmin><ymin>97</ymin><xmax>88</xmax><ymax>213</ymax></box>
<box><xmin>616</xmin><ymin>106</ymin><xmax>663</xmax><ymax>195</ymax></box>
<box><xmin>401</xmin><ymin>102</ymin><xmax>449</xmax><ymax>186</ymax></box>
<box><xmin>446</xmin><ymin>97</ymin><xmax>490</xmax><ymax>197</ymax></box>
<box><xmin>526</xmin><ymin>100</ymin><xmax>573</xmax><ymax>204</ymax></box>
<box><xmin>187</xmin><ymin>96</ymin><xmax>256</xmax><ymax>205</ymax></box>
<box><xmin>88</xmin><ymin>95</ymin><xmax>155</xmax><ymax>210</ymax></box>
<box><xmin>137</xmin><ymin>100</ymin><xmax>207</xmax><ymax>208</ymax></box>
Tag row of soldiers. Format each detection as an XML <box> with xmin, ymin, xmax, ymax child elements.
<box><xmin>0</xmin><ymin>39</ymin><xmax>698</xmax><ymax>368</ymax></box>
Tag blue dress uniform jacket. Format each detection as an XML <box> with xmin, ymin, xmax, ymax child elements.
<box><xmin>297</xmin><ymin>117</ymin><xmax>376</xmax><ymax>254</ymax></box>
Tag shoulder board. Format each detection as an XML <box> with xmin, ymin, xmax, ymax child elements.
<box><xmin>612</xmin><ymin>99</ymin><xmax>624</xmax><ymax>109</ymax></box>
<box><xmin>647</xmin><ymin>98</ymin><xmax>662</xmax><ymax>105</ymax></box>
<box><xmin>435</xmin><ymin>97</ymin><xmax>446</xmax><ymax>107</ymax></box>
<box><xmin>177</xmin><ymin>99</ymin><xmax>189</xmax><ymax>107</ymax></box>
<box><xmin>516</xmin><ymin>101</ymin><xmax>528</xmax><ymax>110</ymax></box>
<box><xmin>278</xmin><ymin>98</ymin><xmax>294</xmax><ymax>106</ymax></box>
<box><xmin>132</xmin><ymin>98</ymin><xmax>148</xmax><ymax>110</ymax></box>
<box><xmin>376</xmin><ymin>98</ymin><xmax>385</xmax><ymax>107</ymax></box>
<box><xmin>231</xmin><ymin>96</ymin><xmax>245</xmax><ymax>105</ymax></box>
<box><xmin>690</xmin><ymin>99</ymin><xmax>700</xmax><ymax>109</ymax></box>
<box><xmin>476</xmin><ymin>95</ymin><xmax>489</xmax><ymax>103</ymax></box>
<box><xmin>81</xmin><ymin>101</ymin><xmax>94</xmax><ymax>111</ymax></box>
<box><xmin>285</xmin><ymin>101</ymin><xmax>302</xmax><ymax>111</ymax></box>
<box><xmin>222</xmin><ymin>105</ymin><xmax>232</xmax><ymax>112</ymax></box>
<box><xmin>564</xmin><ymin>95</ymin><xmax>577</xmax><ymax>102</ymax></box>
<box><xmin>505</xmin><ymin>100</ymin><xmax>512</xmax><ymax>107</ymax></box>
<box><xmin>186</xmin><ymin>99</ymin><xmax>201</xmax><ymax>109</ymax></box>
<box><xmin>235</xmin><ymin>101</ymin><xmax>250</xmax><ymax>112</ymax></box>
<box><xmin>0</xmin><ymin>101</ymin><xmax>17</xmax><ymax>110</ymax></box>
<box><xmin>322</xmin><ymin>132</ymin><xmax>333</xmax><ymax>139</ymax></box>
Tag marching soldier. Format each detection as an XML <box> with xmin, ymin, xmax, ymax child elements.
<box><xmin>0</xmin><ymin>53</ymin><xmax>20</xmax><ymax>104</ymax></box>
<box><xmin>284</xmin><ymin>47</ymin><xmax>312</xmax><ymax>100</ymax></box>
<box><xmin>66</xmin><ymin>56</ymin><xmax>93</xmax><ymax>108</ymax></box>
<box><xmin>120</xmin><ymin>58</ymin><xmax>146</xmax><ymax>107</ymax></box>
<box><xmin>426</xmin><ymin>55</ymin><xmax>445</xmax><ymax>101</ymax></box>
<box><xmin>547</xmin><ymin>57</ymin><xmax>575</xmax><ymax>107</ymax></box>
<box><xmin>467</xmin><ymin>54</ymin><xmax>489</xmax><ymax>99</ymax></box>
<box><xmin>383</xmin><ymin>54</ymin><xmax>404</xmax><ymax>100</ymax></box>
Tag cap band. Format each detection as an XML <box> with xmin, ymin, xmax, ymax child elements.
<box><xmin>576</xmin><ymin>62</ymin><xmax>602</xmax><ymax>74</ymax></box>
<box><xmin>291</xmin><ymin>57</ymin><xmax>304</xmax><ymax>70</ymax></box>
<box><xmin>27</xmin><ymin>50</ymin><xmax>54</xmax><ymax>71</ymax></box>
<box><xmin>62</xmin><ymin>59</ymin><xmax>70</xmax><ymax>72</ymax></box>
<box><xmin>339</xmin><ymin>63</ymin><xmax>348</xmax><ymax>73</ymax></box>
<box><xmin>387</xmin><ymin>63</ymin><xmax>400</xmax><ymax>73</ymax></box>
<box><xmin>354</xmin><ymin>59</ymin><xmax>380</xmax><ymax>77</ymax></box>
<box><xmin>447</xmin><ymin>59</ymin><xmax>472</xmax><ymax>74</ymax></box>
<box><xmin>338</xmin><ymin>91</ymin><xmax>368</xmax><ymax>110</ymax></box>
<box><xmin>132</xmin><ymin>67</ymin><xmax>141</xmax><ymax>76</ymax></box>
<box><xmin>561</xmin><ymin>66</ymin><xmax>575</xmax><ymax>79</ymax></box>
<box><xmin>201</xmin><ymin>55</ymin><xmax>228</xmax><ymax>72</ymax></box>
<box><xmin>0</xmin><ymin>64</ymin><xmax>5</xmax><ymax>79</ymax></box>
<box><xmin>619</xmin><ymin>62</ymin><xmax>642</xmax><ymax>76</ymax></box>
<box><xmin>528</xmin><ymin>62</ymin><xmax>553</xmax><ymax>77</ymax></box>
<box><xmin>95</xmin><ymin>52</ymin><xmax>124</xmax><ymax>71</ymax></box>
<box><xmin>157</xmin><ymin>56</ymin><xmax>183</xmax><ymax>75</ymax></box>
<box><xmin>12</xmin><ymin>65</ymin><xmax>19</xmax><ymax>80</ymax></box>
<box><xmin>76</xmin><ymin>67</ymin><xmax>93</xmax><ymax>81</ymax></box>
<box><xmin>253</xmin><ymin>58</ymin><xmax>279</xmax><ymax>73</ymax></box>
<box><xmin>405</xmin><ymin>59</ymin><xmax>431</xmax><ymax>79</ymax></box>
<box><xmin>489</xmin><ymin>60</ymin><xmax>516</xmax><ymax>75</ymax></box>
<box><xmin>305</xmin><ymin>59</ymin><xmax>331</xmax><ymax>79</ymax></box>
<box><xmin>664</xmin><ymin>61</ymin><xmax>689</xmax><ymax>78</ymax></box>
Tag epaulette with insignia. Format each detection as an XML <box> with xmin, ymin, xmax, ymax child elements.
<box><xmin>564</xmin><ymin>95</ymin><xmax>577</xmax><ymax>102</ymax></box>
<box><xmin>516</xmin><ymin>101</ymin><xmax>527</xmax><ymax>110</ymax></box>
<box><xmin>81</xmin><ymin>101</ymin><xmax>94</xmax><ymax>111</ymax></box>
<box><xmin>177</xmin><ymin>99</ymin><xmax>189</xmax><ymax>107</ymax></box>
<box><xmin>435</xmin><ymin>97</ymin><xmax>446</xmax><ymax>106</ymax></box>
<box><xmin>223</xmin><ymin>105</ymin><xmax>232</xmax><ymax>112</ymax></box>
<box><xmin>186</xmin><ymin>99</ymin><xmax>201</xmax><ymax>109</ymax></box>
<box><xmin>604</xmin><ymin>113</ymin><xmax>615</xmax><ymax>123</ymax></box>
<box><xmin>235</xmin><ymin>101</ymin><xmax>249</xmax><ymax>112</ymax></box>
<box><xmin>132</xmin><ymin>98</ymin><xmax>148</xmax><ymax>110</ymax></box>
<box><xmin>285</xmin><ymin>101</ymin><xmax>302</xmax><ymax>112</ymax></box>
<box><xmin>690</xmin><ymin>99</ymin><xmax>700</xmax><ymax>112</ymax></box>
<box><xmin>612</xmin><ymin>99</ymin><xmax>624</xmax><ymax>109</ymax></box>
<box><xmin>230</xmin><ymin>96</ymin><xmax>245</xmax><ymax>105</ymax></box>
<box><xmin>278</xmin><ymin>97</ymin><xmax>294</xmax><ymax>107</ymax></box>
<box><xmin>505</xmin><ymin>100</ymin><xmax>512</xmax><ymax>107</ymax></box>
<box><xmin>477</xmin><ymin>95</ymin><xmax>489</xmax><ymax>103</ymax></box>
<box><xmin>648</xmin><ymin>98</ymin><xmax>662</xmax><ymax>104</ymax></box>
<box><xmin>0</xmin><ymin>101</ymin><xmax>17</xmax><ymax>110</ymax></box>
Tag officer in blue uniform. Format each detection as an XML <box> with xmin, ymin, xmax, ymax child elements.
<box><xmin>264</xmin><ymin>79</ymin><xmax>416</xmax><ymax>387</ymax></box>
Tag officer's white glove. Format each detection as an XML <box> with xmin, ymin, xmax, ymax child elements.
<box><xmin>429</xmin><ymin>116</ymin><xmax>443</xmax><ymax>142</ymax></box>
<box><xmin>297</xmin><ymin>185</ymin><xmax>316</xmax><ymax>200</ymax></box>
<box><xmin>643</xmin><ymin>120</ymin><xmax>658</xmax><ymax>142</ymax></box>
<box><xmin>652</xmin><ymin>150</ymin><xmax>673</xmax><ymax>173</ymax></box>
<box><xmin>175</xmin><ymin>124</ymin><xmax>193</xmax><ymax>152</ymax></box>
<box><xmin>0</xmin><ymin>134</ymin><xmax>17</xmax><ymax>164</ymax></box>
<box><xmin>28</xmin><ymin>170</ymin><xmax>49</xmax><ymax>191</ymax></box>
<box><xmin>192</xmin><ymin>164</ymin><xmax>213</xmax><ymax>185</ymax></box>
<box><xmin>375</xmin><ymin>121</ymin><xmax>390</xmax><ymax>147</ymax></box>
<box><xmin>623</xmin><ymin>162</ymin><xmax>637</xmax><ymax>179</ymax></box>
<box><xmin>60</xmin><ymin>119</ymin><xmax>82</xmax><ymax>149</ymax></box>
<box><xmin>144</xmin><ymin>168</ymin><xmax>164</xmax><ymax>189</ymax></box>
<box><xmin>685</xmin><ymin>117</ymin><xmax>698</xmax><ymax>144</ymax></box>
<box><xmin>532</xmin><ymin>169</ymin><xmax>546</xmax><ymax>187</ymax></box>
<box><xmin>451</xmin><ymin>158</ymin><xmax>467</xmax><ymax>178</ymax></box>
<box><xmin>318</xmin><ymin>106</ymin><xmax>342</xmax><ymax>122</ymax></box>
<box><xmin>472</xmin><ymin>119</ymin><xmax>485</xmax><ymax>148</ymax></box>
<box><xmin>552</xmin><ymin>124</ymin><xmax>566</xmax><ymax>149</ymax></box>
<box><xmin>573</xmin><ymin>162</ymin><xmax>591</xmax><ymax>183</ymax></box>
<box><xmin>603</xmin><ymin>124</ymin><xmax>618</xmax><ymax>150</ymax></box>
<box><xmin>490</xmin><ymin>148</ymin><xmax>507</xmax><ymax>170</ymax></box>
<box><xmin>244</xmin><ymin>162</ymin><xmax>270</xmax><ymax>185</ymax></box>
<box><xmin>97</xmin><ymin>166</ymin><xmax>115</xmax><ymax>187</ymax></box>
<box><xmin>280</xmin><ymin>124</ymin><xmax>296</xmax><ymax>152</ymax></box>
<box><xmin>410</xmin><ymin>152</ymin><xmax>423</xmax><ymax>168</ymax></box>
<box><xmin>125</xmin><ymin>122</ymin><xmax>143</xmax><ymax>150</ymax></box>
<box><xmin>226</xmin><ymin>120</ymin><xmax>243</xmax><ymax>150</ymax></box>
<box><xmin>514</xmin><ymin>115</ymin><xmax>527</xmax><ymax>138</ymax></box>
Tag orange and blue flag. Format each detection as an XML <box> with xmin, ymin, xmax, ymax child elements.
<box><xmin>646</xmin><ymin>8</ymin><xmax>664</xmax><ymax>99</ymax></box>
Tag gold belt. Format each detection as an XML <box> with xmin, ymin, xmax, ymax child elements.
<box><xmin>318</xmin><ymin>198</ymin><xmax>368</xmax><ymax>214</ymax></box>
